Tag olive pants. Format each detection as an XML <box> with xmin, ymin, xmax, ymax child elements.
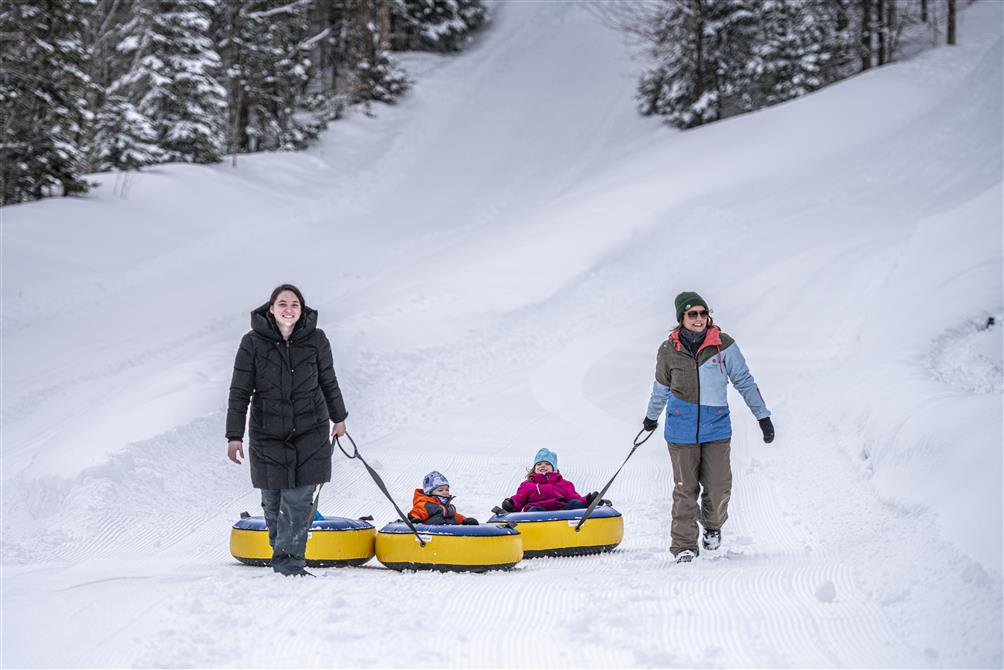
<box><xmin>667</xmin><ymin>439</ymin><xmax>732</xmax><ymax>556</ymax></box>
<box><xmin>261</xmin><ymin>484</ymin><xmax>317</xmax><ymax>574</ymax></box>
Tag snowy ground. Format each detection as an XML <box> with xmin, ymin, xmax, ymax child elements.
<box><xmin>2</xmin><ymin>1</ymin><xmax>1002</xmax><ymax>668</ymax></box>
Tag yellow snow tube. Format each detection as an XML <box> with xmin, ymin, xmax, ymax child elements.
<box><xmin>375</xmin><ymin>522</ymin><xmax>522</xmax><ymax>572</ymax></box>
<box><xmin>230</xmin><ymin>516</ymin><xmax>375</xmax><ymax>567</ymax></box>
<box><xmin>488</xmin><ymin>507</ymin><xmax>623</xmax><ymax>557</ymax></box>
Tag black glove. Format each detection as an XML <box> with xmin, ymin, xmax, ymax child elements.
<box><xmin>585</xmin><ymin>491</ymin><xmax>599</xmax><ymax>505</ymax></box>
<box><xmin>643</xmin><ymin>417</ymin><xmax>658</xmax><ymax>432</ymax></box>
<box><xmin>407</xmin><ymin>515</ymin><xmax>422</xmax><ymax>524</ymax></box>
<box><xmin>462</xmin><ymin>517</ymin><xmax>479</xmax><ymax>525</ymax></box>
<box><xmin>759</xmin><ymin>417</ymin><xmax>775</xmax><ymax>444</ymax></box>
<box><xmin>501</xmin><ymin>498</ymin><xmax>515</xmax><ymax>512</ymax></box>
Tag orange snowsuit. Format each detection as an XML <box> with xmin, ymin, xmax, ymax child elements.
<box><xmin>408</xmin><ymin>489</ymin><xmax>466</xmax><ymax>525</ymax></box>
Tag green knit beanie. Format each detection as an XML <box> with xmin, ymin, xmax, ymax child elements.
<box><xmin>675</xmin><ymin>291</ymin><xmax>709</xmax><ymax>323</ymax></box>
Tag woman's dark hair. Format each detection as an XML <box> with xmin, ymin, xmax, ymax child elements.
<box><xmin>267</xmin><ymin>284</ymin><xmax>307</xmax><ymax>311</ymax></box>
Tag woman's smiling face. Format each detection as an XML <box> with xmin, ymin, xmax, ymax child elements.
<box><xmin>270</xmin><ymin>290</ymin><xmax>302</xmax><ymax>330</ymax></box>
<box><xmin>682</xmin><ymin>307</ymin><xmax>709</xmax><ymax>333</ymax></box>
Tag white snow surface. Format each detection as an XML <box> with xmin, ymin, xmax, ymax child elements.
<box><xmin>2</xmin><ymin>1</ymin><xmax>1002</xmax><ymax>667</ymax></box>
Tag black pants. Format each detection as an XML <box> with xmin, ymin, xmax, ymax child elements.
<box><xmin>261</xmin><ymin>484</ymin><xmax>316</xmax><ymax>574</ymax></box>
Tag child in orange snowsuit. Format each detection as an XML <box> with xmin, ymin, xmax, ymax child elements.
<box><xmin>408</xmin><ymin>471</ymin><xmax>479</xmax><ymax>525</ymax></box>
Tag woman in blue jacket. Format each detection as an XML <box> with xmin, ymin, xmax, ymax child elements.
<box><xmin>643</xmin><ymin>291</ymin><xmax>773</xmax><ymax>563</ymax></box>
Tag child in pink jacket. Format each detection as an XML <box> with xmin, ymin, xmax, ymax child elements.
<box><xmin>500</xmin><ymin>448</ymin><xmax>598</xmax><ymax>513</ymax></box>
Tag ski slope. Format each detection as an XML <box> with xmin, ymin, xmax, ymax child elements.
<box><xmin>2</xmin><ymin>1</ymin><xmax>1002</xmax><ymax>667</ymax></box>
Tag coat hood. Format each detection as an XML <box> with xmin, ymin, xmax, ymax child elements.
<box><xmin>250</xmin><ymin>303</ymin><xmax>318</xmax><ymax>342</ymax></box>
<box><xmin>670</xmin><ymin>325</ymin><xmax>721</xmax><ymax>354</ymax></box>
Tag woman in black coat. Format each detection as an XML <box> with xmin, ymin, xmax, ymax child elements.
<box><xmin>226</xmin><ymin>284</ymin><xmax>348</xmax><ymax>576</ymax></box>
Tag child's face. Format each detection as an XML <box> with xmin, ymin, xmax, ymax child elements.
<box><xmin>430</xmin><ymin>484</ymin><xmax>450</xmax><ymax>497</ymax></box>
<box><xmin>534</xmin><ymin>461</ymin><xmax>554</xmax><ymax>474</ymax></box>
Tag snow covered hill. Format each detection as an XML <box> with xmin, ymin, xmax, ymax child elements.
<box><xmin>2</xmin><ymin>1</ymin><xmax>1001</xmax><ymax>667</ymax></box>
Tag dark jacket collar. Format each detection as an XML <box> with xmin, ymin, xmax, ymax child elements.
<box><xmin>250</xmin><ymin>304</ymin><xmax>318</xmax><ymax>342</ymax></box>
<box><xmin>670</xmin><ymin>325</ymin><xmax>722</xmax><ymax>354</ymax></box>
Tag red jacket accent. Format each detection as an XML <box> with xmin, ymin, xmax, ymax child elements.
<box><xmin>669</xmin><ymin>325</ymin><xmax>722</xmax><ymax>353</ymax></box>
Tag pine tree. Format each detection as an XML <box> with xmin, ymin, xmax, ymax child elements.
<box><xmin>634</xmin><ymin>0</ymin><xmax>869</xmax><ymax>129</ymax></box>
<box><xmin>349</xmin><ymin>0</ymin><xmax>409</xmax><ymax>105</ymax></box>
<box><xmin>1</xmin><ymin>0</ymin><xmax>93</xmax><ymax>204</ymax></box>
<box><xmin>748</xmin><ymin>0</ymin><xmax>841</xmax><ymax>106</ymax></box>
<box><xmin>219</xmin><ymin>0</ymin><xmax>326</xmax><ymax>153</ymax></box>
<box><xmin>705</xmin><ymin>0</ymin><xmax>759</xmax><ymax>115</ymax></box>
<box><xmin>115</xmin><ymin>0</ymin><xmax>227</xmax><ymax>164</ymax></box>
<box><xmin>89</xmin><ymin>95</ymin><xmax>166</xmax><ymax>170</ymax></box>
<box><xmin>390</xmin><ymin>0</ymin><xmax>487</xmax><ymax>52</ymax></box>
<box><xmin>636</xmin><ymin>1</ymin><xmax>712</xmax><ymax>128</ymax></box>
<box><xmin>637</xmin><ymin>0</ymin><xmax>758</xmax><ymax>129</ymax></box>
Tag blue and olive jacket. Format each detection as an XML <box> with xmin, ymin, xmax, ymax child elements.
<box><xmin>646</xmin><ymin>326</ymin><xmax>769</xmax><ymax>444</ymax></box>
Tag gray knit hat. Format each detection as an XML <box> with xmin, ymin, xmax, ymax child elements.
<box><xmin>422</xmin><ymin>471</ymin><xmax>449</xmax><ymax>494</ymax></box>
<box><xmin>675</xmin><ymin>291</ymin><xmax>709</xmax><ymax>323</ymax></box>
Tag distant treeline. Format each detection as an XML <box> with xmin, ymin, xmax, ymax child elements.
<box><xmin>601</xmin><ymin>0</ymin><xmax>963</xmax><ymax>130</ymax></box>
<box><xmin>1</xmin><ymin>0</ymin><xmax>486</xmax><ymax>205</ymax></box>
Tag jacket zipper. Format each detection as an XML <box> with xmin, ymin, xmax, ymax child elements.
<box><xmin>283</xmin><ymin>340</ymin><xmax>296</xmax><ymax>435</ymax></box>
<box><xmin>694</xmin><ymin>355</ymin><xmax>701</xmax><ymax>444</ymax></box>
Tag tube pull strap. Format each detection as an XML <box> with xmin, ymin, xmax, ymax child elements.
<box><xmin>575</xmin><ymin>428</ymin><xmax>655</xmax><ymax>532</ymax></box>
<box><xmin>335</xmin><ymin>432</ymin><xmax>426</xmax><ymax>547</ymax></box>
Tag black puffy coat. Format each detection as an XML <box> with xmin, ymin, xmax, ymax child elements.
<box><xmin>226</xmin><ymin>305</ymin><xmax>348</xmax><ymax>490</ymax></box>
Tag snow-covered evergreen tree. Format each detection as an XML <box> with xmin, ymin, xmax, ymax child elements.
<box><xmin>218</xmin><ymin>0</ymin><xmax>327</xmax><ymax>153</ymax></box>
<box><xmin>1</xmin><ymin>0</ymin><xmax>93</xmax><ymax>204</ymax></box>
<box><xmin>89</xmin><ymin>96</ymin><xmax>166</xmax><ymax>170</ymax></box>
<box><xmin>348</xmin><ymin>0</ymin><xmax>410</xmax><ymax>105</ymax></box>
<box><xmin>114</xmin><ymin>0</ymin><xmax>227</xmax><ymax>163</ymax></box>
<box><xmin>637</xmin><ymin>0</ymin><xmax>758</xmax><ymax>129</ymax></box>
<box><xmin>634</xmin><ymin>0</ymin><xmax>869</xmax><ymax>129</ymax></box>
<box><xmin>706</xmin><ymin>0</ymin><xmax>759</xmax><ymax>115</ymax></box>
<box><xmin>747</xmin><ymin>0</ymin><xmax>842</xmax><ymax>106</ymax></box>
<box><xmin>636</xmin><ymin>1</ymin><xmax>707</xmax><ymax>128</ymax></box>
<box><xmin>390</xmin><ymin>0</ymin><xmax>487</xmax><ymax>52</ymax></box>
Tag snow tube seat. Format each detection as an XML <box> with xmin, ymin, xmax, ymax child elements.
<box><xmin>375</xmin><ymin>522</ymin><xmax>522</xmax><ymax>572</ymax></box>
<box><xmin>230</xmin><ymin>516</ymin><xmax>376</xmax><ymax>567</ymax></box>
<box><xmin>487</xmin><ymin>506</ymin><xmax>623</xmax><ymax>558</ymax></box>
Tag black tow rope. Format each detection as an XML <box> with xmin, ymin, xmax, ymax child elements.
<box><xmin>574</xmin><ymin>428</ymin><xmax>656</xmax><ymax>532</ymax></box>
<box><xmin>335</xmin><ymin>432</ymin><xmax>426</xmax><ymax>547</ymax></box>
<box><xmin>308</xmin><ymin>483</ymin><xmax>324</xmax><ymax>523</ymax></box>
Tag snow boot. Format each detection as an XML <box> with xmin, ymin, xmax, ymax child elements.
<box><xmin>675</xmin><ymin>549</ymin><xmax>696</xmax><ymax>564</ymax></box>
<box><xmin>283</xmin><ymin>568</ymin><xmax>315</xmax><ymax>577</ymax></box>
<box><xmin>702</xmin><ymin>528</ymin><xmax>721</xmax><ymax>551</ymax></box>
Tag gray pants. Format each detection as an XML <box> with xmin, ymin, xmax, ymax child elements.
<box><xmin>667</xmin><ymin>439</ymin><xmax>732</xmax><ymax>556</ymax></box>
<box><xmin>261</xmin><ymin>484</ymin><xmax>317</xmax><ymax>574</ymax></box>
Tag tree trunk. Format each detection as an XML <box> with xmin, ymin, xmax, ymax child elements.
<box><xmin>378</xmin><ymin>0</ymin><xmax>392</xmax><ymax>52</ymax></box>
<box><xmin>921</xmin><ymin>0</ymin><xmax>928</xmax><ymax>23</ymax></box>
<box><xmin>886</xmin><ymin>0</ymin><xmax>896</xmax><ymax>61</ymax></box>
<box><xmin>861</xmin><ymin>0</ymin><xmax>872</xmax><ymax>70</ymax></box>
<box><xmin>947</xmin><ymin>0</ymin><xmax>956</xmax><ymax>45</ymax></box>
<box><xmin>876</xmin><ymin>0</ymin><xmax>885</xmax><ymax>65</ymax></box>
<box><xmin>695</xmin><ymin>0</ymin><xmax>705</xmax><ymax>103</ymax></box>
<box><xmin>359</xmin><ymin>0</ymin><xmax>376</xmax><ymax>63</ymax></box>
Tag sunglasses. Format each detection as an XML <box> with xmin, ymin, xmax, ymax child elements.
<box><xmin>685</xmin><ymin>309</ymin><xmax>710</xmax><ymax>319</ymax></box>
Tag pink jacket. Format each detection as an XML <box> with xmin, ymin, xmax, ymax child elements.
<box><xmin>509</xmin><ymin>472</ymin><xmax>586</xmax><ymax>511</ymax></box>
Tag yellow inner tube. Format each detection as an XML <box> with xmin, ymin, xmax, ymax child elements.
<box><xmin>230</xmin><ymin>516</ymin><xmax>376</xmax><ymax>567</ymax></box>
<box><xmin>490</xmin><ymin>508</ymin><xmax>623</xmax><ymax>557</ymax></box>
<box><xmin>375</xmin><ymin>523</ymin><xmax>523</xmax><ymax>572</ymax></box>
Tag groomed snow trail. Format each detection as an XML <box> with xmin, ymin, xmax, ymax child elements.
<box><xmin>2</xmin><ymin>1</ymin><xmax>1002</xmax><ymax>667</ymax></box>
